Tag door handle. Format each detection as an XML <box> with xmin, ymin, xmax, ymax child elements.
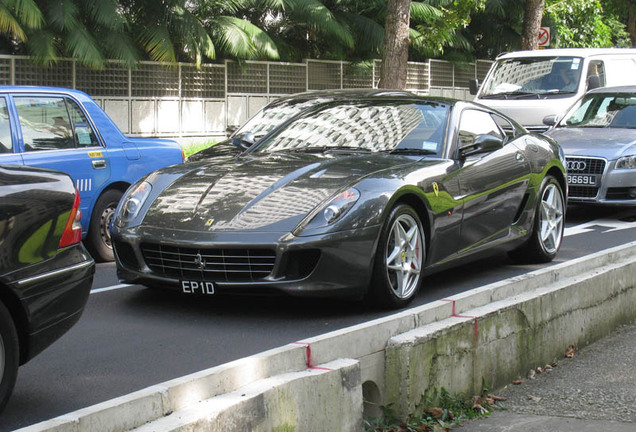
<box><xmin>92</xmin><ymin>159</ymin><xmax>107</xmax><ymax>169</ymax></box>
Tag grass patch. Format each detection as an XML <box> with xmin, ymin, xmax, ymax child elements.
<box><xmin>365</xmin><ymin>386</ymin><xmax>504</xmax><ymax>432</ymax></box>
<box><xmin>183</xmin><ymin>140</ymin><xmax>218</xmax><ymax>158</ymax></box>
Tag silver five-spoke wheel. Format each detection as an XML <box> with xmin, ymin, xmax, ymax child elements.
<box><xmin>539</xmin><ymin>182</ymin><xmax>564</xmax><ymax>254</ymax></box>
<box><xmin>370</xmin><ymin>204</ymin><xmax>425</xmax><ymax>308</ymax></box>
<box><xmin>385</xmin><ymin>213</ymin><xmax>423</xmax><ymax>299</ymax></box>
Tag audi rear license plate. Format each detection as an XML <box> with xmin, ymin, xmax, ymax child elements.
<box><xmin>567</xmin><ymin>174</ymin><xmax>598</xmax><ymax>186</ymax></box>
<box><xmin>181</xmin><ymin>280</ymin><xmax>215</xmax><ymax>295</ymax></box>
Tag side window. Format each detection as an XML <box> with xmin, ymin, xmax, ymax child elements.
<box><xmin>458</xmin><ymin>109</ymin><xmax>503</xmax><ymax>149</ymax></box>
<box><xmin>492</xmin><ymin>113</ymin><xmax>516</xmax><ymax>140</ymax></box>
<box><xmin>587</xmin><ymin>60</ymin><xmax>606</xmax><ymax>87</ymax></box>
<box><xmin>15</xmin><ymin>97</ymin><xmax>74</xmax><ymax>151</ymax></box>
<box><xmin>0</xmin><ymin>98</ymin><xmax>12</xmax><ymax>153</ymax></box>
<box><xmin>66</xmin><ymin>98</ymin><xmax>100</xmax><ymax>148</ymax></box>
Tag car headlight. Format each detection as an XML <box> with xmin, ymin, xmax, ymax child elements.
<box><xmin>117</xmin><ymin>181</ymin><xmax>152</xmax><ymax>224</ymax></box>
<box><xmin>294</xmin><ymin>187</ymin><xmax>360</xmax><ymax>234</ymax></box>
<box><xmin>616</xmin><ymin>155</ymin><xmax>636</xmax><ymax>169</ymax></box>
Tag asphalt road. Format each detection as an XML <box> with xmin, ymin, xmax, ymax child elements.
<box><xmin>2</xmin><ymin>205</ymin><xmax>636</xmax><ymax>431</ymax></box>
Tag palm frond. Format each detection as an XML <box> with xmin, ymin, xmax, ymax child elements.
<box><xmin>100</xmin><ymin>31</ymin><xmax>139</xmax><ymax>67</ymax></box>
<box><xmin>12</xmin><ymin>0</ymin><xmax>43</xmax><ymax>29</ymax></box>
<box><xmin>139</xmin><ymin>24</ymin><xmax>176</xmax><ymax>63</ymax></box>
<box><xmin>225</xmin><ymin>17</ymin><xmax>279</xmax><ymax>59</ymax></box>
<box><xmin>84</xmin><ymin>0</ymin><xmax>127</xmax><ymax>32</ymax></box>
<box><xmin>66</xmin><ymin>25</ymin><xmax>105</xmax><ymax>69</ymax></box>
<box><xmin>210</xmin><ymin>15</ymin><xmax>259</xmax><ymax>59</ymax></box>
<box><xmin>0</xmin><ymin>3</ymin><xmax>26</xmax><ymax>40</ymax></box>
<box><xmin>336</xmin><ymin>11</ymin><xmax>384</xmax><ymax>56</ymax></box>
<box><xmin>410</xmin><ymin>2</ymin><xmax>443</xmax><ymax>22</ymax></box>
<box><xmin>289</xmin><ymin>0</ymin><xmax>354</xmax><ymax>48</ymax></box>
<box><xmin>26</xmin><ymin>29</ymin><xmax>58</xmax><ymax>64</ymax></box>
<box><xmin>45</xmin><ymin>0</ymin><xmax>79</xmax><ymax>32</ymax></box>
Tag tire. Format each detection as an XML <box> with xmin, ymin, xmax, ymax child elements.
<box><xmin>86</xmin><ymin>189</ymin><xmax>123</xmax><ymax>263</ymax></box>
<box><xmin>368</xmin><ymin>204</ymin><xmax>425</xmax><ymax>309</ymax></box>
<box><xmin>0</xmin><ymin>302</ymin><xmax>19</xmax><ymax>413</ymax></box>
<box><xmin>509</xmin><ymin>176</ymin><xmax>565</xmax><ymax>264</ymax></box>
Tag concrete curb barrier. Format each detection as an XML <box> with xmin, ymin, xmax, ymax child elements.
<box><xmin>18</xmin><ymin>241</ymin><xmax>636</xmax><ymax>432</ymax></box>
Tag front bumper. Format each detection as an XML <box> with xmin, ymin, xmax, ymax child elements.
<box><xmin>568</xmin><ymin>162</ymin><xmax>636</xmax><ymax>206</ymax></box>
<box><xmin>113</xmin><ymin>225</ymin><xmax>381</xmax><ymax>299</ymax></box>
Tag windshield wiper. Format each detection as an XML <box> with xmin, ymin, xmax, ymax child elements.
<box><xmin>388</xmin><ymin>148</ymin><xmax>437</xmax><ymax>155</ymax></box>
<box><xmin>480</xmin><ymin>91</ymin><xmax>540</xmax><ymax>100</ymax></box>
<box><xmin>288</xmin><ymin>146</ymin><xmax>372</xmax><ymax>154</ymax></box>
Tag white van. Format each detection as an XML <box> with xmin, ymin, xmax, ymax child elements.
<box><xmin>470</xmin><ymin>48</ymin><xmax>636</xmax><ymax>131</ymax></box>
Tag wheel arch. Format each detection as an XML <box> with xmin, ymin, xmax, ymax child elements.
<box><xmin>0</xmin><ymin>284</ymin><xmax>29</xmax><ymax>365</ymax></box>
<box><xmin>547</xmin><ymin>165</ymin><xmax>567</xmax><ymax>197</ymax></box>
<box><xmin>385</xmin><ymin>188</ymin><xmax>432</xmax><ymax>253</ymax></box>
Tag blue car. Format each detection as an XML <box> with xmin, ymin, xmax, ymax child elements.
<box><xmin>0</xmin><ymin>86</ymin><xmax>184</xmax><ymax>261</ymax></box>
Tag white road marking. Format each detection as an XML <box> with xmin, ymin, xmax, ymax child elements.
<box><xmin>564</xmin><ymin>217</ymin><xmax>636</xmax><ymax>237</ymax></box>
<box><xmin>91</xmin><ymin>284</ymin><xmax>133</xmax><ymax>294</ymax></box>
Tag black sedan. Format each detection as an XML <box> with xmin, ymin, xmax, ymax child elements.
<box><xmin>0</xmin><ymin>165</ymin><xmax>94</xmax><ymax>411</ymax></box>
<box><xmin>112</xmin><ymin>91</ymin><xmax>566</xmax><ymax>309</ymax></box>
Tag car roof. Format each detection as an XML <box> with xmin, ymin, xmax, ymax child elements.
<box><xmin>265</xmin><ymin>89</ymin><xmax>460</xmax><ymax>107</ymax></box>
<box><xmin>587</xmin><ymin>85</ymin><xmax>636</xmax><ymax>94</ymax></box>
<box><xmin>0</xmin><ymin>85</ymin><xmax>92</xmax><ymax>100</ymax></box>
<box><xmin>496</xmin><ymin>48</ymin><xmax>636</xmax><ymax>60</ymax></box>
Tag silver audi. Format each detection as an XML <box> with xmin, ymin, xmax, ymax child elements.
<box><xmin>545</xmin><ymin>85</ymin><xmax>636</xmax><ymax>206</ymax></box>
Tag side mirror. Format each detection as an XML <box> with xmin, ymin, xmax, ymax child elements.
<box><xmin>460</xmin><ymin>134</ymin><xmax>504</xmax><ymax>158</ymax></box>
<box><xmin>587</xmin><ymin>74</ymin><xmax>601</xmax><ymax>91</ymax></box>
<box><xmin>469</xmin><ymin>79</ymin><xmax>479</xmax><ymax>96</ymax></box>
<box><xmin>232</xmin><ymin>132</ymin><xmax>256</xmax><ymax>150</ymax></box>
<box><xmin>543</xmin><ymin>114</ymin><xmax>558</xmax><ymax>127</ymax></box>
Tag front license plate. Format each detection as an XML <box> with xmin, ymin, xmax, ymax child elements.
<box><xmin>567</xmin><ymin>174</ymin><xmax>597</xmax><ymax>186</ymax></box>
<box><xmin>181</xmin><ymin>280</ymin><xmax>215</xmax><ymax>295</ymax></box>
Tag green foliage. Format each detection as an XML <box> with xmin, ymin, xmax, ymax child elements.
<box><xmin>364</xmin><ymin>387</ymin><xmax>499</xmax><ymax>431</ymax></box>
<box><xmin>545</xmin><ymin>0</ymin><xmax>628</xmax><ymax>48</ymax></box>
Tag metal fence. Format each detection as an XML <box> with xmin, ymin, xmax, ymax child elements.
<box><xmin>0</xmin><ymin>55</ymin><xmax>493</xmax><ymax>139</ymax></box>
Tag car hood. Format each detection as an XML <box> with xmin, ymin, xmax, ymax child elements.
<box><xmin>143</xmin><ymin>152</ymin><xmax>418</xmax><ymax>233</ymax></box>
<box><xmin>546</xmin><ymin>127</ymin><xmax>636</xmax><ymax>159</ymax></box>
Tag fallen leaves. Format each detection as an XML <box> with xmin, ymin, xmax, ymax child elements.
<box><xmin>527</xmin><ymin>395</ymin><xmax>542</xmax><ymax>403</ymax></box>
<box><xmin>565</xmin><ymin>344</ymin><xmax>575</xmax><ymax>358</ymax></box>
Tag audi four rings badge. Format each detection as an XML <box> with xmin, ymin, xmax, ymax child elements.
<box><xmin>567</xmin><ymin>161</ymin><xmax>587</xmax><ymax>171</ymax></box>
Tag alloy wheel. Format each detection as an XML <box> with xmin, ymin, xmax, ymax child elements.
<box><xmin>385</xmin><ymin>213</ymin><xmax>423</xmax><ymax>299</ymax></box>
<box><xmin>539</xmin><ymin>182</ymin><xmax>564</xmax><ymax>254</ymax></box>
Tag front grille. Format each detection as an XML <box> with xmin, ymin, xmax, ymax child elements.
<box><xmin>565</xmin><ymin>157</ymin><xmax>606</xmax><ymax>175</ymax></box>
<box><xmin>141</xmin><ymin>244</ymin><xmax>276</xmax><ymax>282</ymax></box>
<box><xmin>566</xmin><ymin>157</ymin><xmax>605</xmax><ymax>199</ymax></box>
<box><xmin>569</xmin><ymin>186</ymin><xmax>598</xmax><ymax>199</ymax></box>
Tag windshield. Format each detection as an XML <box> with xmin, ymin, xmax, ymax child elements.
<box><xmin>251</xmin><ymin>101</ymin><xmax>450</xmax><ymax>155</ymax></box>
<box><xmin>560</xmin><ymin>93</ymin><xmax>636</xmax><ymax>129</ymax></box>
<box><xmin>480</xmin><ymin>56</ymin><xmax>583</xmax><ymax>98</ymax></box>
<box><xmin>234</xmin><ymin>97</ymin><xmax>337</xmax><ymax>140</ymax></box>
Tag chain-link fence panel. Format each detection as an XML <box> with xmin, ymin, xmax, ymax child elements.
<box><xmin>429</xmin><ymin>60</ymin><xmax>454</xmax><ymax>87</ymax></box>
<box><xmin>343</xmin><ymin>63</ymin><xmax>373</xmax><ymax>88</ymax></box>
<box><xmin>477</xmin><ymin>60</ymin><xmax>494</xmax><ymax>82</ymax></box>
<box><xmin>181</xmin><ymin>64</ymin><xmax>225</xmax><ymax>98</ymax></box>
<box><xmin>308</xmin><ymin>60</ymin><xmax>341</xmax><ymax>90</ymax></box>
<box><xmin>406</xmin><ymin>62</ymin><xmax>429</xmax><ymax>91</ymax></box>
<box><xmin>131</xmin><ymin>63</ymin><xmax>179</xmax><ymax>97</ymax></box>
<box><xmin>0</xmin><ymin>58</ymin><xmax>10</xmax><ymax>85</ymax></box>
<box><xmin>227</xmin><ymin>62</ymin><xmax>267</xmax><ymax>94</ymax></box>
<box><xmin>454</xmin><ymin>63</ymin><xmax>476</xmax><ymax>88</ymax></box>
<box><xmin>269</xmin><ymin>63</ymin><xmax>306</xmax><ymax>94</ymax></box>
<box><xmin>15</xmin><ymin>58</ymin><xmax>73</xmax><ymax>88</ymax></box>
<box><xmin>76</xmin><ymin>62</ymin><xmax>129</xmax><ymax>96</ymax></box>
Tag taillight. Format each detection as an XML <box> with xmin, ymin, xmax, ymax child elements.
<box><xmin>59</xmin><ymin>188</ymin><xmax>83</xmax><ymax>248</ymax></box>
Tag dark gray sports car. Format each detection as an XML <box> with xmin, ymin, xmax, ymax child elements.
<box><xmin>111</xmin><ymin>91</ymin><xmax>567</xmax><ymax>308</ymax></box>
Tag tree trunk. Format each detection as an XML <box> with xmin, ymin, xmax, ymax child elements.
<box><xmin>379</xmin><ymin>0</ymin><xmax>411</xmax><ymax>89</ymax></box>
<box><xmin>629</xmin><ymin>1</ymin><xmax>636</xmax><ymax>47</ymax></box>
<box><xmin>520</xmin><ymin>0</ymin><xmax>546</xmax><ymax>50</ymax></box>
